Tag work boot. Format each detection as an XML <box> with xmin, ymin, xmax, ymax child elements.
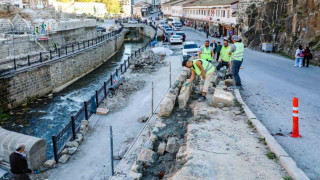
<box><xmin>198</xmin><ymin>95</ymin><xmax>206</xmax><ymax>102</ymax></box>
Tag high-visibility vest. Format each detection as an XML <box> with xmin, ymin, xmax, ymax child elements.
<box><xmin>220</xmin><ymin>45</ymin><xmax>231</xmax><ymax>62</ymax></box>
<box><xmin>200</xmin><ymin>45</ymin><xmax>213</xmax><ymax>61</ymax></box>
<box><xmin>191</xmin><ymin>59</ymin><xmax>215</xmax><ymax>76</ymax></box>
<box><xmin>231</xmin><ymin>42</ymin><xmax>244</xmax><ymax>61</ymax></box>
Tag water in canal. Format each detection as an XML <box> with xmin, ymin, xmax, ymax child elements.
<box><xmin>3</xmin><ymin>30</ymin><xmax>150</xmax><ymax>158</ymax></box>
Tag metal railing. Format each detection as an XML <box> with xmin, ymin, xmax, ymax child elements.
<box><xmin>51</xmin><ymin>38</ymin><xmax>153</xmax><ymax>162</ymax></box>
<box><xmin>0</xmin><ymin>28</ymin><xmax>123</xmax><ymax>76</ymax></box>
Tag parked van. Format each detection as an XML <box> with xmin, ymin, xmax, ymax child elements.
<box><xmin>171</xmin><ymin>22</ymin><xmax>182</xmax><ymax>31</ymax></box>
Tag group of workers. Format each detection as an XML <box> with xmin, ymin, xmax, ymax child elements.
<box><xmin>182</xmin><ymin>35</ymin><xmax>244</xmax><ymax>102</ymax></box>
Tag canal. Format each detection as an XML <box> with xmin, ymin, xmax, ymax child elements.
<box><xmin>2</xmin><ymin>30</ymin><xmax>150</xmax><ymax>158</ymax></box>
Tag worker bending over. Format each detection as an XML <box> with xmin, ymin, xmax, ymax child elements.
<box><xmin>182</xmin><ymin>58</ymin><xmax>215</xmax><ymax>102</ymax></box>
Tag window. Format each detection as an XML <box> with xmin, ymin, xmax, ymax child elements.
<box><xmin>227</xmin><ymin>10</ymin><xmax>230</xmax><ymax>18</ymax></box>
<box><xmin>196</xmin><ymin>10</ymin><xmax>198</xmax><ymax>15</ymax></box>
<box><xmin>208</xmin><ymin>10</ymin><xmax>210</xmax><ymax>16</ymax></box>
<box><xmin>217</xmin><ymin>10</ymin><xmax>220</xmax><ymax>17</ymax></box>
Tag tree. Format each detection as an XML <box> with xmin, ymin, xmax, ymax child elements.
<box><xmin>103</xmin><ymin>0</ymin><xmax>121</xmax><ymax>14</ymax></box>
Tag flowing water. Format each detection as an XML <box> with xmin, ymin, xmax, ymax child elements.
<box><xmin>3</xmin><ymin>30</ymin><xmax>150</xmax><ymax>158</ymax></box>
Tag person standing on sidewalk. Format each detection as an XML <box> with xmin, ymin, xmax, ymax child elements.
<box><xmin>216</xmin><ymin>40</ymin><xmax>231</xmax><ymax>70</ymax></box>
<box><xmin>198</xmin><ymin>40</ymin><xmax>214</xmax><ymax>62</ymax></box>
<box><xmin>215</xmin><ymin>41</ymin><xmax>222</xmax><ymax>62</ymax></box>
<box><xmin>303</xmin><ymin>47</ymin><xmax>312</xmax><ymax>67</ymax></box>
<box><xmin>294</xmin><ymin>45</ymin><xmax>304</xmax><ymax>67</ymax></box>
<box><xmin>210</xmin><ymin>40</ymin><xmax>217</xmax><ymax>54</ymax></box>
<box><xmin>10</xmin><ymin>144</ymin><xmax>33</xmax><ymax>180</ymax></box>
<box><xmin>229</xmin><ymin>35</ymin><xmax>244</xmax><ymax>89</ymax></box>
<box><xmin>182</xmin><ymin>58</ymin><xmax>215</xmax><ymax>102</ymax></box>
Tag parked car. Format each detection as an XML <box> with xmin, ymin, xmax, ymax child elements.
<box><xmin>164</xmin><ymin>28</ymin><xmax>173</xmax><ymax>35</ymax></box>
<box><xmin>171</xmin><ymin>22</ymin><xmax>182</xmax><ymax>31</ymax></box>
<box><xmin>182</xmin><ymin>41</ymin><xmax>199</xmax><ymax>58</ymax></box>
<box><xmin>155</xmin><ymin>17</ymin><xmax>160</xmax><ymax>20</ymax></box>
<box><xmin>169</xmin><ymin>35</ymin><xmax>183</xmax><ymax>44</ymax></box>
<box><xmin>163</xmin><ymin>25</ymin><xmax>170</xmax><ymax>30</ymax></box>
<box><xmin>128</xmin><ymin>19</ymin><xmax>138</xmax><ymax>24</ymax></box>
<box><xmin>158</xmin><ymin>21</ymin><xmax>166</xmax><ymax>29</ymax></box>
<box><xmin>174</xmin><ymin>31</ymin><xmax>186</xmax><ymax>41</ymax></box>
<box><xmin>150</xmin><ymin>11</ymin><xmax>154</xmax><ymax>14</ymax></box>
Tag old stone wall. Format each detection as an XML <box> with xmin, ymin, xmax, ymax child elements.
<box><xmin>0</xmin><ymin>32</ymin><xmax>124</xmax><ymax>109</ymax></box>
<box><xmin>238</xmin><ymin>0</ymin><xmax>320</xmax><ymax>65</ymax></box>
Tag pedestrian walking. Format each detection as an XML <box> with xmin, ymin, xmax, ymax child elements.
<box><xmin>53</xmin><ymin>42</ymin><xmax>58</xmax><ymax>52</ymax></box>
<box><xmin>206</xmin><ymin>29</ymin><xmax>209</xmax><ymax>38</ymax></box>
<box><xmin>198</xmin><ymin>40</ymin><xmax>214</xmax><ymax>62</ymax></box>
<box><xmin>215</xmin><ymin>42</ymin><xmax>222</xmax><ymax>62</ymax></box>
<box><xmin>303</xmin><ymin>47</ymin><xmax>312</xmax><ymax>67</ymax></box>
<box><xmin>216</xmin><ymin>40</ymin><xmax>231</xmax><ymax>70</ymax></box>
<box><xmin>182</xmin><ymin>58</ymin><xmax>216</xmax><ymax>102</ymax></box>
<box><xmin>210</xmin><ymin>40</ymin><xmax>217</xmax><ymax>54</ymax></box>
<box><xmin>229</xmin><ymin>35</ymin><xmax>244</xmax><ymax>89</ymax></box>
<box><xmin>294</xmin><ymin>45</ymin><xmax>304</xmax><ymax>67</ymax></box>
<box><xmin>10</xmin><ymin>144</ymin><xmax>33</xmax><ymax>180</ymax></box>
<box><xmin>41</xmin><ymin>22</ymin><xmax>46</xmax><ymax>34</ymax></box>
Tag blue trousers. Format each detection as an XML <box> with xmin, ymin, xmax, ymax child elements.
<box><xmin>231</xmin><ymin>60</ymin><xmax>242</xmax><ymax>86</ymax></box>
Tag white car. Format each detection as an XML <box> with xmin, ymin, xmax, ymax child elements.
<box><xmin>128</xmin><ymin>20</ymin><xmax>138</xmax><ymax>24</ymax></box>
<box><xmin>164</xmin><ymin>28</ymin><xmax>173</xmax><ymax>35</ymax></box>
<box><xmin>182</xmin><ymin>41</ymin><xmax>200</xmax><ymax>58</ymax></box>
<box><xmin>169</xmin><ymin>35</ymin><xmax>183</xmax><ymax>44</ymax></box>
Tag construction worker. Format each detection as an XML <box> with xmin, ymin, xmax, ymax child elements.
<box><xmin>229</xmin><ymin>35</ymin><xmax>244</xmax><ymax>89</ymax></box>
<box><xmin>216</xmin><ymin>40</ymin><xmax>231</xmax><ymax>70</ymax></box>
<box><xmin>198</xmin><ymin>40</ymin><xmax>214</xmax><ymax>62</ymax></box>
<box><xmin>182</xmin><ymin>58</ymin><xmax>215</xmax><ymax>102</ymax></box>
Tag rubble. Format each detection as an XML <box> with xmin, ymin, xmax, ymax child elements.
<box><xmin>137</xmin><ymin>148</ymin><xmax>157</xmax><ymax>166</ymax></box>
<box><xmin>166</xmin><ymin>137</ymin><xmax>179</xmax><ymax>154</ymax></box>
<box><xmin>157</xmin><ymin>142</ymin><xmax>166</xmax><ymax>155</ymax></box>
<box><xmin>43</xmin><ymin>160</ymin><xmax>56</xmax><ymax>168</ymax></box>
<box><xmin>58</xmin><ymin>154</ymin><xmax>71</xmax><ymax>164</ymax></box>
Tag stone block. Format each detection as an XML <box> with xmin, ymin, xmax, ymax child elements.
<box><xmin>81</xmin><ymin>120</ymin><xmax>88</xmax><ymax>126</ymax></box>
<box><xmin>144</xmin><ymin>140</ymin><xmax>153</xmax><ymax>150</ymax></box>
<box><xmin>43</xmin><ymin>160</ymin><xmax>56</xmax><ymax>168</ymax></box>
<box><xmin>211</xmin><ymin>89</ymin><xmax>233</xmax><ymax>107</ymax></box>
<box><xmin>149</xmin><ymin>133</ymin><xmax>157</xmax><ymax>144</ymax></box>
<box><xmin>157</xmin><ymin>142</ymin><xmax>166</xmax><ymax>155</ymax></box>
<box><xmin>75</xmin><ymin>134</ymin><xmax>83</xmax><ymax>144</ymax></box>
<box><xmin>137</xmin><ymin>115</ymin><xmax>148</xmax><ymax>123</ymax></box>
<box><xmin>119</xmin><ymin>145</ymin><xmax>130</xmax><ymax>159</ymax></box>
<box><xmin>66</xmin><ymin>141</ymin><xmax>79</xmax><ymax>148</ymax></box>
<box><xmin>62</xmin><ymin>148</ymin><xmax>68</xmax><ymax>154</ymax></box>
<box><xmin>166</xmin><ymin>137</ymin><xmax>179</xmax><ymax>153</ymax></box>
<box><xmin>130</xmin><ymin>161</ymin><xmax>142</xmax><ymax>173</ymax></box>
<box><xmin>158</xmin><ymin>93</ymin><xmax>177</xmax><ymax>117</ymax></box>
<box><xmin>178</xmin><ymin>80</ymin><xmax>193</xmax><ymax>109</ymax></box>
<box><xmin>154</xmin><ymin>121</ymin><xmax>166</xmax><ymax>130</ymax></box>
<box><xmin>129</xmin><ymin>171</ymin><xmax>142</xmax><ymax>180</ymax></box>
<box><xmin>67</xmin><ymin>147</ymin><xmax>77</xmax><ymax>155</ymax></box>
<box><xmin>137</xmin><ymin>148</ymin><xmax>157</xmax><ymax>166</ymax></box>
<box><xmin>224</xmin><ymin>79</ymin><xmax>235</xmax><ymax>87</ymax></box>
<box><xmin>96</xmin><ymin>108</ymin><xmax>109</xmax><ymax>115</ymax></box>
<box><xmin>58</xmin><ymin>154</ymin><xmax>71</xmax><ymax>164</ymax></box>
<box><xmin>176</xmin><ymin>146</ymin><xmax>187</xmax><ymax>159</ymax></box>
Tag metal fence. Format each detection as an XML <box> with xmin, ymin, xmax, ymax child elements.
<box><xmin>51</xmin><ymin>37</ymin><xmax>154</xmax><ymax>162</ymax></box>
<box><xmin>0</xmin><ymin>29</ymin><xmax>123</xmax><ymax>76</ymax></box>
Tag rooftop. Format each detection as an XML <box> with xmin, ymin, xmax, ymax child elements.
<box><xmin>184</xmin><ymin>0</ymin><xmax>238</xmax><ymax>7</ymax></box>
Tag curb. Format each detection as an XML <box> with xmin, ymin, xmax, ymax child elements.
<box><xmin>234</xmin><ymin>89</ymin><xmax>309</xmax><ymax>180</ymax></box>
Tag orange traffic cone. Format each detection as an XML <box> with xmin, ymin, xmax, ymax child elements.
<box><xmin>290</xmin><ymin>97</ymin><xmax>302</xmax><ymax>138</ymax></box>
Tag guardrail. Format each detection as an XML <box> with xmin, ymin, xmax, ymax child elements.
<box><xmin>51</xmin><ymin>38</ymin><xmax>154</xmax><ymax>162</ymax></box>
<box><xmin>0</xmin><ymin>28</ymin><xmax>123</xmax><ymax>77</ymax></box>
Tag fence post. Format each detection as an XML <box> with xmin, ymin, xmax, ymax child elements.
<box><xmin>71</xmin><ymin>116</ymin><xmax>76</xmax><ymax>140</ymax></box>
<box><xmin>120</xmin><ymin>64</ymin><xmax>123</xmax><ymax>73</ymax></box>
<box><xmin>72</xmin><ymin>43</ymin><xmax>74</xmax><ymax>52</ymax></box>
<box><xmin>116</xmin><ymin>68</ymin><xmax>118</xmax><ymax>77</ymax></box>
<box><xmin>88</xmin><ymin>40</ymin><xmax>89</xmax><ymax>47</ymax></box>
<box><xmin>83</xmin><ymin>41</ymin><xmax>85</xmax><ymax>49</ymax></box>
<box><xmin>52</xmin><ymin>136</ymin><xmax>58</xmax><ymax>162</ymax></box>
<box><xmin>78</xmin><ymin>42</ymin><xmax>80</xmax><ymax>51</ymax></box>
<box><xmin>135</xmin><ymin>51</ymin><xmax>136</xmax><ymax>57</ymax></box>
<box><xmin>65</xmin><ymin>46</ymin><xmax>68</xmax><ymax>55</ymax></box>
<box><xmin>58</xmin><ymin>48</ymin><xmax>61</xmax><ymax>57</ymax></box>
<box><xmin>84</xmin><ymin>101</ymin><xmax>88</xmax><ymax>120</ymax></box>
<box><xmin>39</xmin><ymin>52</ymin><xmax>42</xmax><ymax>62</ymax></box>
<box><xmin>124</xmin><ymin>60</ymin><xmax>127</xmax><ymax>72</ymax></box>
<box><xmin>95</xmin><ymin>91</ymin><xmax>99</xmax><ymax>105</ymax></box>
<box><xmin>13</xmin><ymin>58</ymin><xmax>16</xmax><ymax>70</ymax></box>
<box><xmin>110</xmin><ymin>74</ymin><xmax>113</xmax><ymax>86</ymax></box>
<box><xmin>27</xmin><ymin>55</ymin><xmax>30</xmax><ymax>66</ymax></box>
<box><xmin>110</xmin><ymin>126</ymin><xmax>114</xmax><ymax>176</ymax></box>
<box><xmin>104</xmin><ymin>82</ymin><xmax>107</xmax><ymax>98</ymax></box>
<box><xmin>50</xmin><ymin>50</ymin><xmax>52</xmax><ymax>59</ymax></box>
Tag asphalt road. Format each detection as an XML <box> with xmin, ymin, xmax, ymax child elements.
<box><xmin>181</xmin><ymin>27</ymin><xmax>320</xmax><ymax>179</ymax></box>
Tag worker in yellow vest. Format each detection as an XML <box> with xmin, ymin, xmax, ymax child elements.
<box><xmin>198</xmin><ymin>40</ymin><xmax>215</xmax><ymax>62</ymax></box>
<box><xmin>216</xmin><ymin>39</ymin><xmax>231</xmax><ymax>70</ymax></box>
<box><xmin>229</xmin><ymin>35</ymin><xmax>244</xmax><ymax>89</ymax></box>
<box><xmin>182</xmin><ymin>58</ymin><xmax>215</xmax><ymax>102</ymax></box>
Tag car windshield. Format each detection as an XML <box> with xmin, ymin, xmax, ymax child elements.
<box><xmin>166</xmin><ymin>29</ymin><xmax>172</xmax><ymax>31</ymax></box>
<box><xmin>174</xmin><ymin>23</ymin><xmax>182</xmax><ymax>27</ymax></box>
<box><xmin>176</xmin><ymin>33</ymin><xmax>184</xmax><ymax>36</ymax></box>
<box><xmin>172</xmin><ymin>35</ymin><xmax>181</xmax><ymax>38</ymax></box>
<box><xmin>184</xmin><ymin>44</ymin><xmax>198</xmax><ymax>49</ymax></box>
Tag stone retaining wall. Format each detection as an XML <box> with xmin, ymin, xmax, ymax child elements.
<box><xmin>0</xmin><ymin>32</ymin><xmax>125</xmax><ymax>109</ymax></box>
<box><xmin>0</xmin><ymin>127</ymin><xmax>46</xmax><ymax>170</ymax></box>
